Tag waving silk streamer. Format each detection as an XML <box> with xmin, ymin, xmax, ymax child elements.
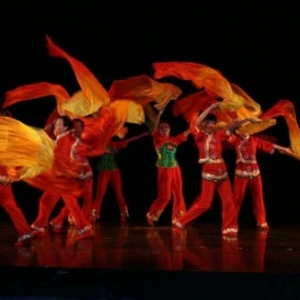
<box><xmin>25</xmin><ymin>133</ymin><xmax>87</xmax><ymax>197</ymax></box>
<box><xmin>23</xmin><ymin>146</ymin><xmax>85</xmax><ymax>197</ymax></box>
<box><xmin>109</xmin><ymin>75</ymin><xmax>182</xmax><ymax>110</ymax></box>
<box><xmin>230</xmin><ymin>83</ymin><xmax>261</xmax><ymax>118</ymax></box>
<box><xmin>171</xmin><ymin>78</ymin><xmax>275</xmax><ymax>135</ymax></box>
<box><xmin>228</xmin><ymin>83</ymin><xmax>275</xmax><ymax>134</ymax></box>
<box><xmin>24</xmin><ymin>172</ymin><xmax>83</xmax><ymax>197</ymax></box>
<box><xmin>77</xmin><ymin>100</ymin><xmax>144</xmax><ymax>157</ymax></box>
<box><xmin>144</xmin><ymin>103</ymin><xmax>159</xmax><ymax>130</ymax></box>
<box><xmin>0</xmin><ymin>116</ymin><xmax>55</xmax><ymax>180</ymax></box>
<box><xmin>109</xmin><ymin>100</ymin><xmax>144</xmax><ymax>125</ymax></box>
<box><xmin>153</xmin><ymin>62</ymin><xmax>245</xmax><ymax>111</ymax></box>
<box><xmin>3</xmin><ymin>36</ymin><xmax>145</xmax><ymax>160</ymax></box>
<box><xmin>109</xmin><ymin>75</ymin><xmax>180</xmax><ymax>131</ymax></box>
<box><xmin>3</xmin><ymin>35</ymin><xmax>110</xmax><ymax>118</ymax></box>
<box><xmin>3</xmin><ymin>82</ymin><xmax>70</xmax><ymax>109</ymax></box>
<box><xmin>261</xmin><ymin>100</ymin><xmax>300</xmax><ymax>159</ymax></box>
<box><xmin>46</xmin><ymin>35</ymin><xmax>109</xmax><ymax>116</ymax></box>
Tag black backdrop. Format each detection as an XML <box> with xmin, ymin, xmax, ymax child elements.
<box><xmin>0</xmin><ymin>1</ymin><xmax>299</xmax><ymax>225</ymax></box>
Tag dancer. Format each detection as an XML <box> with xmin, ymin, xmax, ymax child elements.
<box><xmin>92</xmin><ymin>131</ymin><xmax>150</xmax><ymax>222</ymax></box>
<box><xmin>229</xmin><ymin>125</ymin><xmax>291</xmax><ymax>230</ymax></box>
<box><xmin>0</xmin><ymin>165</ymin><xmax>33</xmax><ymax>246</ymax></box>
<box><xmin>49</xmin><ymin>118</ymin><xmax>93</xmax><ymax>231</ymax></box>
<box><xmin>146</xmin><ymin>106</ymin><xmax>190</xmax><ymax>226</ymax></box>
<box><xmin>31</xmin><ymin>116</ymin><xmax>92</xmax><ymax>240</ymax></box>
<box><xmin>173</xmin><ymin>103</ymin><xmax>243</xmax><ymax>236</ymax></box>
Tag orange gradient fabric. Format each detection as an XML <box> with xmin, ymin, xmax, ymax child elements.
<box><xmin>46</xmin><ymin>35</ymin><xmax>109</xmax><ymax>117</ymax></box>
<box><xmin>0</xmin><ymin>116</ymin><xmax>55</xmax><ymax>180</ymax></box>
<box><xmin>153</xmin><ymin>62</ymin><xmax>244</xmax><ymax>111</ymax></box>
<box><xmin>109</xmin><ymin>75</ymin><xmax>182</xmax><ymax>110</ymax></box>
<box><xmin>3</xmin><ymin>82</ymin><xmax>69</xmax><ymax>109</ymax></box>
<box><xmin>261</xmin><ymin>100</ymin><xmax>300</xmax><ymax>158</ymax></box>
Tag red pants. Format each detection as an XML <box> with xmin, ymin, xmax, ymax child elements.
<box><xmin>178</xmin><ymin>178</ymin><xmax>238</xmax><ymax>232</ymax></box>
<box><xmin>93</xmin><ymin>169</ymin><xmax>128</xmax><ymax>218</ymax></box>
<box><xmin>147</xmin><ymin>167</ymin><xmax>186</xmax><ymax>221</ymax></box>
<box><xmin>32</xmin><ymin>191</ymin><xmax>90</xmax><ymax>232</ymax></box>
<box><xmin>50</xmin><ymin>179</ymin><xmax>93</xmax><ymax>226</ymax></box>
<box><xmin>233</xmin><ymin>175</ymin><xmax>267</xmax><ymax>225</ymax></box>
<box><xmin>0</xmin><ymin>184</ymin><xmax>32</xmax><ymax>240</ymax></box>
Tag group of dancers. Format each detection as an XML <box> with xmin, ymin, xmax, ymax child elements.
<box><xmin>0</xmin><ymin>35</ymin><xmax>298</xmax><ymax>247</ymax></box>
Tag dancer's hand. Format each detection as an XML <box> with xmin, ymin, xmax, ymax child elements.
<box><xmin>0</xmin><ymin>175</ymin><xmax>11</xmax><ymax>185</ymax></box>
<box><xmin>282</xmin><ymin>147</ymin><xmax>293</xmax><ymax>154</ymax></box>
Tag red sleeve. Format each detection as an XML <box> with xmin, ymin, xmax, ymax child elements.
<box><xmin>151</xmin><ymin>131</ymin><xmax>162</xmax><ymax>149</ymax></box>
<box><xmin>226</xmin><ymin>133</ymin><xmax>238</xmax><ymax>146</ymax></box>
<box><xmin>44</xmin><ymin>129</ymin><xmax>56</xmax><ymax>140</ymax></box>
<box><xmin>0</xmin><ymin>166</ymin><xmax>7</xmax><ymax>176</ymax></box>
<box><xmin>217</xmin><ymin>129</ymin><xmax>234</xmax><ymax>143</ymax></box>
<box><xmin>173</xmin><ymin>132</ymin><xmax>188</xmax><ymax>145</ymax></box>
<box><xmin>255</xmin><ymin>137</ymin><xmax>275</xmax><ymax>154</ymax></box>
<box><xmin>192</xmin><ymin>130</ymin><xmax>203</xmax><ymax>142</ymax></box>
<box><xmin>112</xmin><ymin>140</ymin><xmax>128</xmax><ymax>152</ymax></box>
<box><xmin>54</xmin><ymin>134</ymin><xmax>75</xmax><ymax>159</ymax></box>
<box><xmin>83</xmin><ymin>163</ymin><xmax>93</xmax><ymax>175</ymax></box>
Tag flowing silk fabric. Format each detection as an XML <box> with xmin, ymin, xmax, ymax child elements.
<box><xmin>170</xmin><ymin>77</ymin><xmax>275</xmax><ymax>135</ymax></box>
<box><xmin>153</xmin><ymin>62</ymin><xmax>244</xmax><ymax>111</ymax></box>
<box><xmin>0</xmin><ymin>116</ymin><xmax>55</xmax><ymax>180</ymax></box>
<box><xmin>25</xmin><ymin>133</ymin><xmax>85</xmax><ymax>197</ymax></box>
<box><xmin>109</xmin><ymin>75</ymin><xmax>182</xmax><ymax>110</ymax></box>
<box><xmin>3</xmin><ymin>82</ymin><xmax>70</xmax><ymax>109</ymax></box>
<box><xmin>23</xmin><ymin>152</ymin><xmax>83</xmax><ymax>197</ymax></box>
<box><xmin>77</xmin><ymin>100</ymin><xmax>144</xmax><ymax>157</ymax></box>
<box><xmin>46</xmin><ymin>35</ymin><xmax>109</xmax><ymax>116</ymax></box>
<box><xmin>261</xmin><ymin>100</ymin><xmax>300</xmax><ymax>159</ymax></box>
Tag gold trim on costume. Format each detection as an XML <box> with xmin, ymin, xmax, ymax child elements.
<box><xmin>202</xmin><ymin>172</ymin><xmax>228</xmax><ymax>181</ymax></box>
<box><xmin>121</xmin><ymin>207</ymin><xmax>129</xmax><ymax>218</ymax></box>
<box><xmin>222</xmin><ymin>228</ymin><xmax>238</xmax><ymax>234</ymax></box>
<box><xmin>174</xmin><ymin>221</ymin><xmax>184</xmax><ymax>229</ymax></box>
<box><xmin>198</xmin><ymin>158</ymin><xmax>224</xmax><ymax>164</ymax></box>
<box><xmin>18</xmin><ymin>233</ymin><xmax>33</xmax><ymax>241</ymax></box>
<box><xmin>236</xmin><ymin>158</ymin><xmax>257</xmax><ymax>164</ymax></box>
<box><xmin>70</xmin><ymin>137</ymin><xmax>80</xmax><ymax>160</ymax></box>
<box><xmin>147</xmin><ymin>209</ymin><xmax>163</xmax><ymax>221</ymax></box>
<box><xmin>235</xmin><ymin>169</ymin><xmax>260</xmax><ymax>178</ymax></box>
<box><xmin>77</xmin><ymin>225</ymin><xmax>92</xmax><ymax>235</ymax></box>
<box><xmin>55</xmin><ymin>131</ymin><xmax>68</xmax><ymax>142</ymax></box>
<box><xmin>31</xmin><ymin>224</ymin><xmax>45</xmax><ymax>232</ymax></box>
<box><xmin>197</xmin><ymin>131</ymin><xmax>224</xmax><ymax>164</ymax></box>
<box><xmin>237</xmin><ymin>136</ymin><xmax>257</xmax><ymax>164</ymax></box>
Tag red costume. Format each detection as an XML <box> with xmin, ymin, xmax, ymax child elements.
<box><xmin>0</xmin><ymin>166</ymin><xmax>33</xmax><ymax>245</ymax></box>
<box><xmin>146</xmin><ymin>131</ymin><xmax>187</xmax><ymax>224</ymax></box>
<box><xmin>49</xmin><ymin>137</ymin><xmax>93</xmax><ymax>230</ymax></box>
<box><xmin>174</xmin><ymin>129</ymin><xmax>238</xmax><ymax>235</ymax></box>
<box><xmin>229</xmin><ymin>134</ymin><xmax>275</xmax><ymax>228</ymax></box>
<box><xmin>91</xmin><ymin>140</ymin><xmax>129</xmax><ymax>221</ymax></box>
<box><xmin>31</xmin><ymin>132</ymin><xmax>92</xmax><ymax>239</ymax></box>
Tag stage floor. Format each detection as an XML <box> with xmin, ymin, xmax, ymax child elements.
<box><xmin>0</xmin><ymin>221</ymin><xmax>299</xmax><ymax>273</ymax></box>
<box><xmin>1</xmin><ymin>221</ymin><xmax>300</xmax><ymax>298</ymax></box>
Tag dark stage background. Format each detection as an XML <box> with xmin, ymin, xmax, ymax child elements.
<box><xmin>0</xmin><ymin>1</ymin><xmax>299</xmax><ymax>226</ymax></box>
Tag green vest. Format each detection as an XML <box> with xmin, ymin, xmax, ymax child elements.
<box><xmin>97</xmin><ymin>145</ymin><xmax>118</xmax><ymax>171</ymax></box>
<box><xmin>156</xmin><ymin>141</ymin><xmax>178</xmax><ymax>167</ymax></box>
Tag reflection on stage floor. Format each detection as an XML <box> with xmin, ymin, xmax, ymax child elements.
<box><xmin>0</xmin><ymin>221</ymin><xmax>299</xmax><ymax>273</ymax></box>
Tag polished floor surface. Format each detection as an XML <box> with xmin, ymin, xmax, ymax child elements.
<box><xmin>0</xmin><ymin>221</ymin><xmax>299</xmax><ymax>273</ymax></box>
